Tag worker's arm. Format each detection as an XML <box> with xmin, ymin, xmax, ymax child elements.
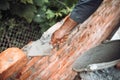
<box><xmin>70</xmin><ymin>0</ymin><xmax>103</xmax><ymax>23</ymax></box>
<box><xmin>51</xmin><ymin>0</ymin><xmax>103</xmax><ymax>45</ymax></box>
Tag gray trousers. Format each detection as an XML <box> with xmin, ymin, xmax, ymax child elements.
<box><xmin>70</xmin><ymin>0</ymin><xmax>103</xmax><ymax>23</ymax></box>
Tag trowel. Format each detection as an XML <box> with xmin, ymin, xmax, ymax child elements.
<box><xmin>22</xmin><ymin>16</ymin><xmax>69</xmax><ymax>56</ymax></box>
<box><xmin>72</xmin><ymin>40</ymin><xmax>120</xmax><ymax>72</ymax></box>
<box><xmin>22</xmin><ymin>22</ymin><xmax>60</xmax><ymax>56</ymax></box>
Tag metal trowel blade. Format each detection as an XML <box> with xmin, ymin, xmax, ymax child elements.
<box><xmin>22</xmin><ymin>21</ymin><xmax>64</xmax><ymax>56</ymax></box>
<box><xmin>22</xmin><ymin>40</ymin><xmax>53</xmax><ymax>56</ymax></box>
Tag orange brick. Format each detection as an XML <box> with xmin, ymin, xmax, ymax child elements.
<box><xmin>0</xmin><ymin>48</ymin><xmax>28</xmax><ymax>80</ymax></box>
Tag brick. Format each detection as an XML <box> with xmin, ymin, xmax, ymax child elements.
<box><xmin>0</xmin><ymin>48</ymin><xmax>28</xmax><ymax>80</ymax></box>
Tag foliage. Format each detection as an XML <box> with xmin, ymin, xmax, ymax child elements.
<box><xmin>0</xmin><ymin>0</ymin><xmax>77</xmax><ymax>33</ymax></box>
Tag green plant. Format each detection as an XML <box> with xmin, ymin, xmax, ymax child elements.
<box><xmin>0</xmin><ymin>0</ymin><xmax>77</xmax><ymax>33</ymax></box>
<box><xmin>0</xmin><ymin>0</ymin><xmax>78</xmax><ymax>52</ymax></box>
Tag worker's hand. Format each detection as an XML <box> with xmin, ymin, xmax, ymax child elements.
<box><xmin>116</xmin><ymin>62</ymin><xmax>120</xmax><ymax>69</ymax></box>
<box><xmin>51</xmin><ymin>15</ymin><xmax>77</xmax><ymax>46</ymax></box>
<box><xmin>51</xmin><ymin>28</ymin><xmax>68</xmax><ymax>46</ymax></box>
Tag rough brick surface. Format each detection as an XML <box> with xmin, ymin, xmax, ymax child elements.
<box><xmin>0</xmin><ymin>48</ymin><xmax>28</xmax><ymax>80</ymax></box>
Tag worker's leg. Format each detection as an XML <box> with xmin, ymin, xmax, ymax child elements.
<box><xmin>70</xmin><ymin>0</ymin><xmax>103</xmax><ymax>23</ymax></box>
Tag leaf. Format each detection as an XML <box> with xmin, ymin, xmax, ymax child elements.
<box><xmin>41</xmin><ymin>6</ymin><xmax>47</xmax><ymax>12</ymax></box>
<box><xmin>27</xmin><ymin>0</ymin><xmax>33</xmax><ymax>4</ymax></box>
<box><xmin>11</xmin><ymin>4</ymin><xmax>37</xmax><ymax>23</ymax></box>
<box><xmin>0</xmin><ymin>0</ymin><xmax>9</xmax><ymax>10</ymax></box>
<box><xmin>33</xmin><ymin>0</ymin><xmax>48</xmax><ymax>6</ymax></box>
<box><xmin>21</xmin><ymin>0</ymin><xmax>33</xmax><ymax>4</ymax></box>
<box><xmin>55</xmin><ymin>12</ymin><xmax>62</xmax><ymax>18</ymax></box>
<box><xmin>33</xmin><ymin>9</ymin><xmax>46</xmax><ymax>23</ymax></box>
<box><xmin>33</xmin><ymin>13</ymin><xmax>45</xmax><ymax>23</ymax></box>
<box><xmin>46</xmin><ymin>9</ymin><xmax>55</xmax><ymax>19</ymax></box>
<box><xmin>60</xmin><ymin>9</ymin><xmax>67</xmax><ymax>14</ymax></box>
<box><xmin>44</xmin><ymin>0</ymin><xmax>48</xmax><ymax>3</ymax></box>
<box><xmin>7</xmin><ymin>19</ymin><xmax>17</xmax><ymax>29</ymax></box>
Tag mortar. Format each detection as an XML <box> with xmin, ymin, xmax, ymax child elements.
<box><xmin>72</xmin><ymin>40</ymin><xmax>120</xmax><ymax>72</ymax></box>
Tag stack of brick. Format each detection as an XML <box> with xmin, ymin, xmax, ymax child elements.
<box><xmin>0</xmin><ymin>0</ymin><xmax>120</xmax><ymax>80</ymax></box>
